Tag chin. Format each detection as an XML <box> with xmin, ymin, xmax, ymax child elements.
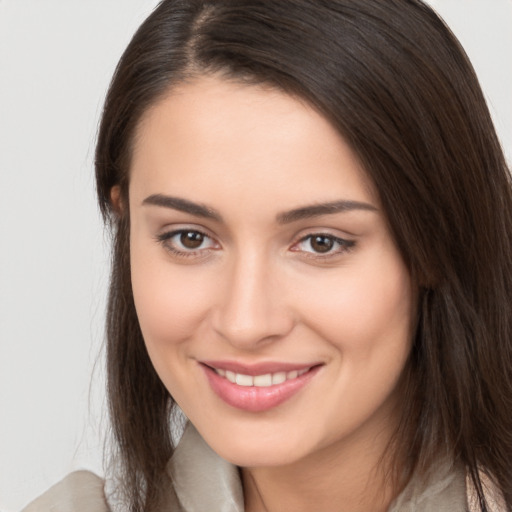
<box><xmin>215</xmin><ymin>440</ymin><xmax>306</xmax><ymax>468</ymax></box>
<box><xmin>197</xmin><ymin>420</ymin><xmax>314</xmax><ymax>468</ymax></box>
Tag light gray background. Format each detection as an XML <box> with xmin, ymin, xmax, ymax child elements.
<box><xmin>0</xmin><ymin>1</ymin><xmax>510</xmax><ymax>510</ymax></box>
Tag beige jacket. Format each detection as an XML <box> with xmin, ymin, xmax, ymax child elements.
<box><xmin>21</xmin><ymin>423</ymin><xmax>502</xmax><ymax>512</ymax></box>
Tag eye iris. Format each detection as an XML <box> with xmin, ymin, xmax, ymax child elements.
<box><xmin>180</xmin><ymin>231</ymin><xmax>204</xmax><ymax>249</ymax></box>
<box><xmin>310</xmin><ymin>235</ymin><xmax>334</xmax><ymax>253</ymax></box>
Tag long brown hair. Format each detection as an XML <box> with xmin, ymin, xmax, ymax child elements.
<box><xmin>95</xmin><ymin>1</ymin><xmax>512</xmax><ymax>510</ymax></box>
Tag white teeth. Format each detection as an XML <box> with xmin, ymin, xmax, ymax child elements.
<box><xmin>253</xmin><ymin>374</ymin><xmax>272</xmax><ymax>387</ymax></box>
<box><xmin>236</xmin><ymin>374</ymin><xmax>253</xmax><ymax>386</ymax></box>
<box><xmin>214</xmin><ymin>367</ymin><xmax>311</xmax><ymax>387</ymax></box>
<box><xmin>271</xmin><ymin>372</ymin><xmax>287</xmax><ymax>385</ymax></box>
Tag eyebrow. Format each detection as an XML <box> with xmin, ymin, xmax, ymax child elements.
<box><xmin>142</xmin><ymin>194</ymin><xmax>377</xmax><ymax>224</ymax></box>
<box><xmin>142</xmin><ymin>194</ymin><xmax>223</xmax><ymax>221</ymax></box>
<box><xmin>276</xmin><ymin>200</ymin><xmax>377</xmax><ymax>224</ymax></box>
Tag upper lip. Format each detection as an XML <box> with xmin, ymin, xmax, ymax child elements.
<box><xmin>200</xmin><ymin>360</ymin><xmax>322</xmax><ymax>376</ymax></box>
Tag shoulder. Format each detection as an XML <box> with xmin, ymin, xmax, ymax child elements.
<box><xmin>21</xmin><ymin>471</ymin><xmax>109</xmax><ymax>512</ymax></box>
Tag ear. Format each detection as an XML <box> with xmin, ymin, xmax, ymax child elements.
<box><xmin>110</xmin><ymin>185</ymin><xmax>124</xmax><ymax>216</ymax></box>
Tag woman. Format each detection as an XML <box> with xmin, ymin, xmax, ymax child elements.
<box><xmin>23</xmin><ymin>0</ymin><xmax>512</xmax><ymax>511</ymax></box>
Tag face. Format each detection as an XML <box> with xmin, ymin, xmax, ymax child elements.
<box><xmin>128</xmin><ymin>75</ymin><xmax>414</xmax><ymax>468</ymax></box>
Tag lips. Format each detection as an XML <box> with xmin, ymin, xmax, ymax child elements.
<box><xmin>200</xmin><ymin>361</ymin><xmax>321</xmax><ymax>412</ymax></box>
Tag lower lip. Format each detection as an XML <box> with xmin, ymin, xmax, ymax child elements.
<box><xmin>201</xmin><ymin>364</ymin><xmax>320</xmax><ymax>412</ymax></box>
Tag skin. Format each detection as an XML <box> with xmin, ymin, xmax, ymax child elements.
<box><xmin>126</xmin><ymin>75</ymin><xmax>414</xmax><ymax>512</ymax></box>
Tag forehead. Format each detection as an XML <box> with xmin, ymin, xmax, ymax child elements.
<box><xmin>129</xmin><ymin>75</ymin><xmax>376</xmax><ymax>210</ymax></box>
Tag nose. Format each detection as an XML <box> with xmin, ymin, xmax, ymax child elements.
<box><xmin>211</xmin><ymin>251</ymin><xmax>295</xmax><ymax>349</ymax></box>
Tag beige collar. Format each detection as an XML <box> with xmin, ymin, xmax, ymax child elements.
<box><xmin>168</xmin><ymin>423</ymin><xmax>244</xmax><ymax>511</ymax></box>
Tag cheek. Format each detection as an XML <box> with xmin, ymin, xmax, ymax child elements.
<box><xmin>299</xmin><ymin>256</ymin><xmax>413</xmax><ymax>438</ymax></box>
<box><xmin>130</xmin><ymin>241</ymin><xmax>218</xmax><ymax>410</ymax></box>
<box><xmin>297</xmin><ymin>249</ymin><xmax>413</xmax><ymax>357</ymax></box>
<box><xmin>130</xmin><ymin>238</ymin><xmax>214</xmax><ymax>354</ymax></box>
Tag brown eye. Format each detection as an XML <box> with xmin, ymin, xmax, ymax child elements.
<box><xmin>180</xmin><ymin>231</ymin><xmax>205</xmax><ymax>249</ymax></box>
<box><xmin>157</xmin><ymin>229</ymin><xmax>217</xmax><ymax>256</ymax></box>
<box><xmin>310</xmin><ymin>235</ymin><xmax>334</xmax><ymax>253</ymax></box>
<box><xmin>291</xmin><ymin>233</ymin><xmax>355</xmax><ymax>258</ymax></box>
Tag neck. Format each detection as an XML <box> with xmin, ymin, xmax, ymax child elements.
<box><xmin>241</xmin><ymin>423</ymin><xmax>404</xmax><ymax>512</ymax></box>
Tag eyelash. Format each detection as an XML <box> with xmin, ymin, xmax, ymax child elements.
<box><xmin>155</xmin><ymin>229</ymin><xmax>218</xmax><ymax>258</ymax></box>
<box><xmin>155</xmin><ymin>229</ymin><xmax>356</xmax><ymax>261</ymax></box>
<box><xmin>290</xmin><ymin>233</ymin><xmax>356</xmax><ymax>259</ymax></box>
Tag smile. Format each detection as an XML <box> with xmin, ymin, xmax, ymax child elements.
<box><xmin>201</xmin><ymin>362</ymin><xmax>321</xmax><ymax>412</ymax></box>
<box><xmin>213</xmin><ymin>367</ymin><xmax>310</xmax><ymax>387</ymax></box>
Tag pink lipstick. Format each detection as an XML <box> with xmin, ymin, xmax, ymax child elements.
<box><xmin>200</xmin><ymin>361</ymin><xmax>321</xmax><ymax>412</ymax></box>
